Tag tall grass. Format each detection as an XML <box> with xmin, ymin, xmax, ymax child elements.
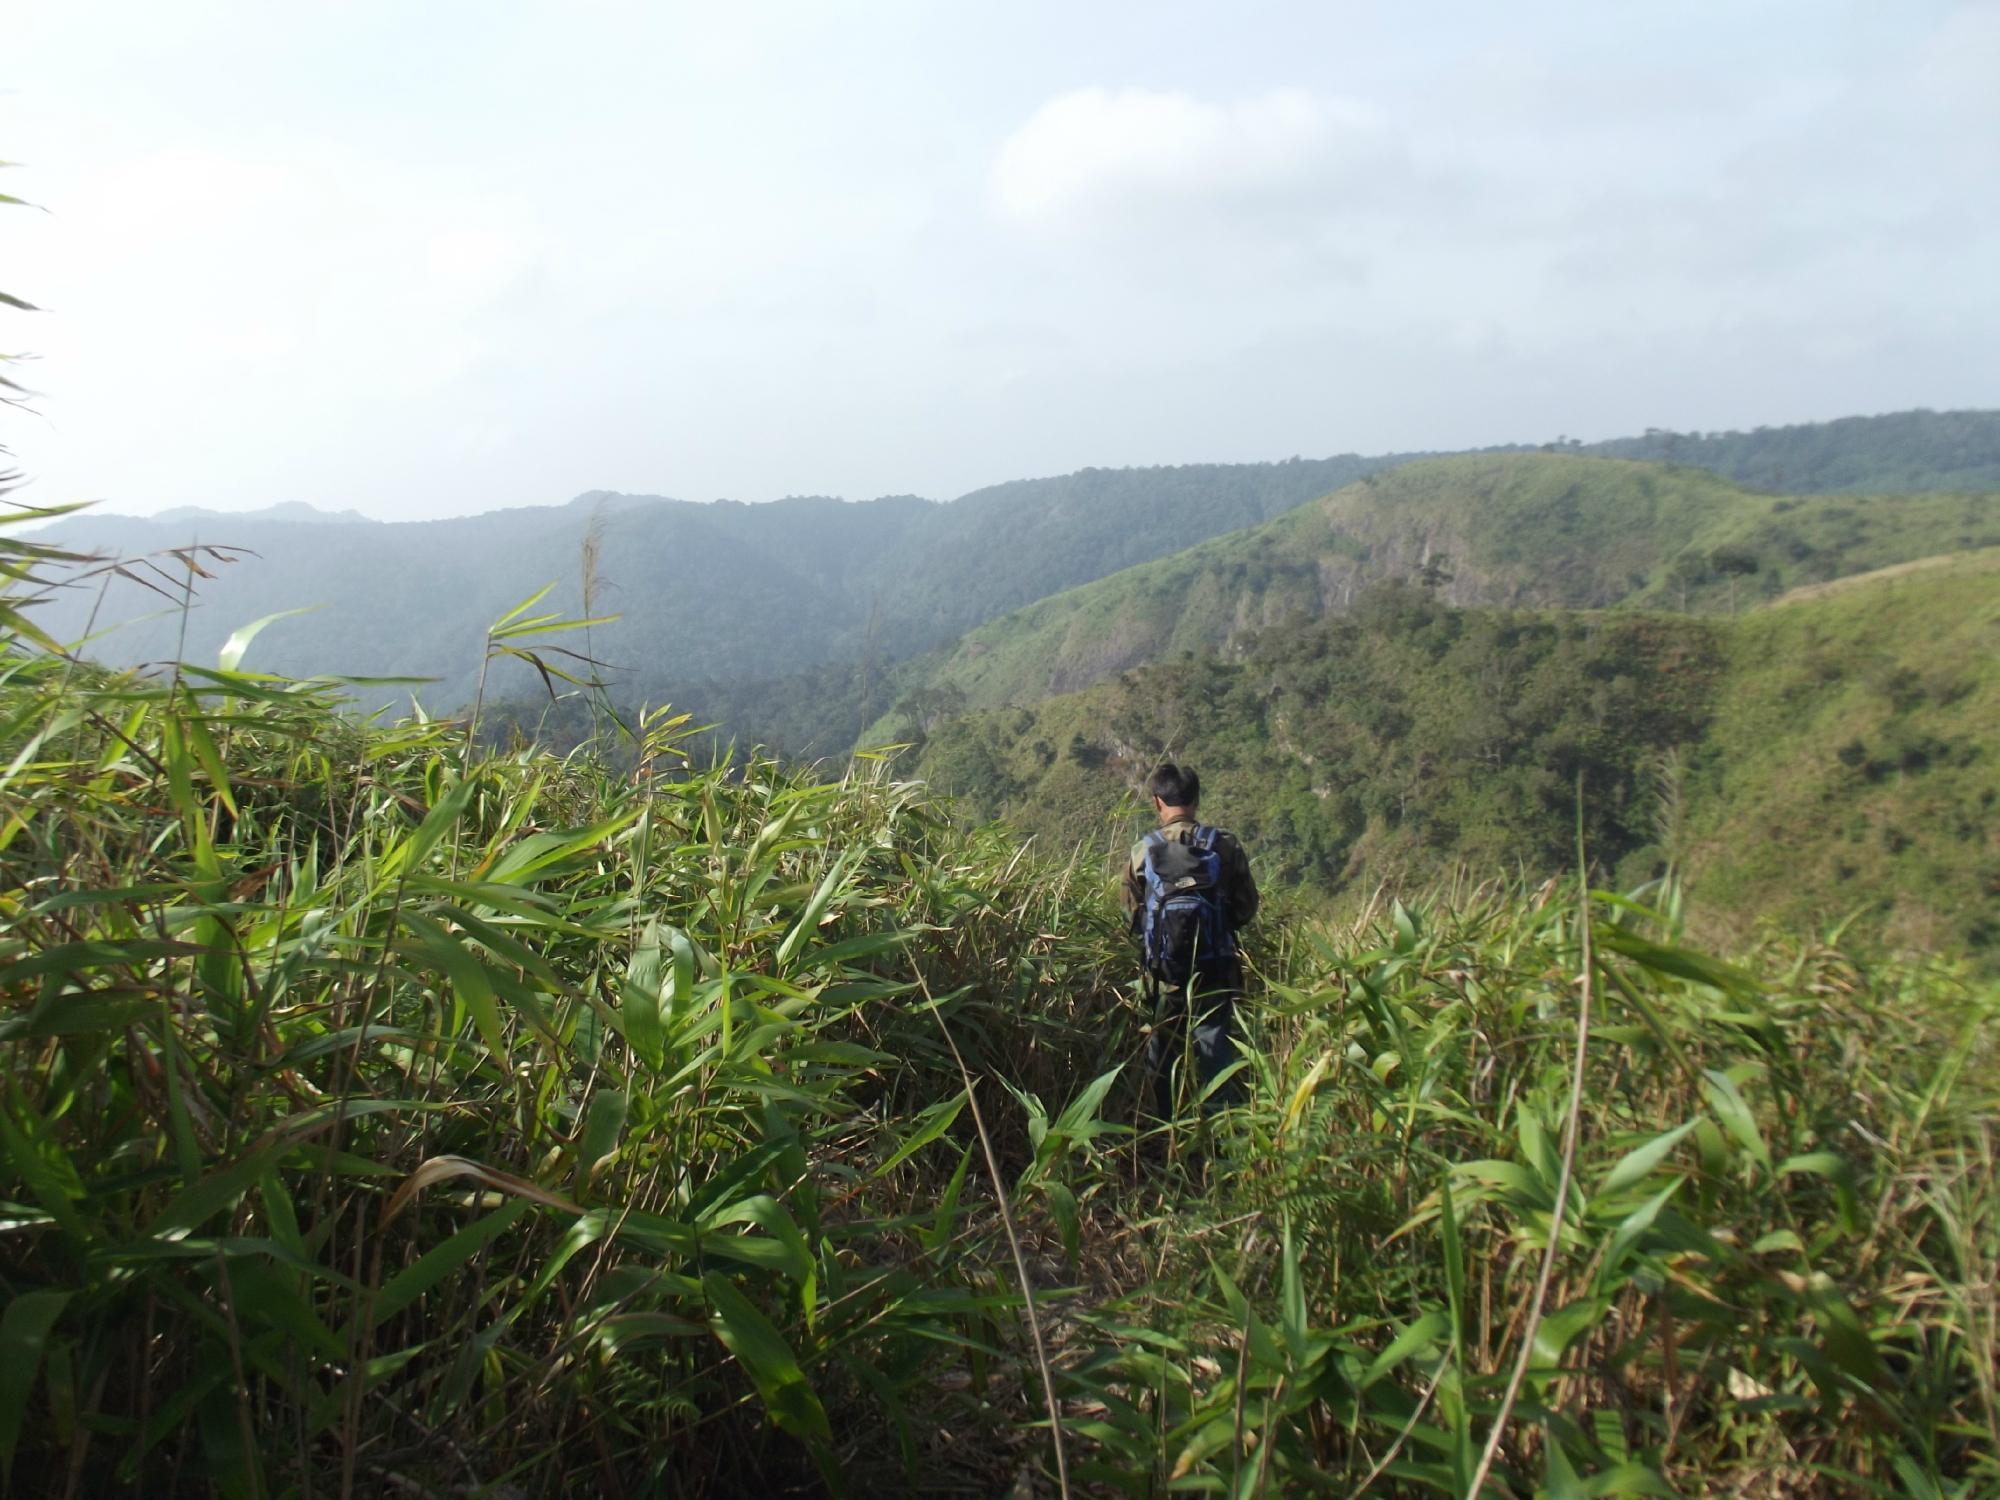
<box><xmin>0</xmin><ymin>571</ymin><xmax>1130</xmax><ymax>1494</ymax></box>
<box><xmin>1056</xmin><ymin>885</ymin><xmax>1998</xmax><ymax>1494</ymax></box>
<box><xmin>1</xmin><ymin>548</ymin><xmax>1993</xmax><ymax>1494</ymax></box>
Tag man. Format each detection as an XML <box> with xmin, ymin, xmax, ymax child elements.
<box><xmin>1122</xmin><ymin>762</ymin><xmax>1258</xmax><ymax>1118</ymax></box>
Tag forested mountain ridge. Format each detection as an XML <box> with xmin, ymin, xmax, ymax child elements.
<box><xmin>912</xmin><ymin>549</ymin><xmax>2000</xmax><ymax>965</ymax></box>
<box><xmin>1583</xmin><ymin>407</ymin><xmax>2000</xmax><ymax>493</ymax></box>
<box><xmin>847</xmin><ymin>452</ymin><xmax>1426</xmax><ymax>651</ymax></box>
<box><xmin>874</xmin><ymin>452</ymin><xmax>2000</xmax><ymax>733</ymax></box>
<box><xmin>35</xmin><ymin>453</ymin><xmax>1427</xmax><ymax>715</ymax></box>
<box><xmin>42</xmin><ymin>498</ymin><xmax>868</xmax><ymax>709</ymax></box>
<box><xmin>32</xmin><ymin>409</ymin><xmax>2000</xmax><ymax>748</ymax></box>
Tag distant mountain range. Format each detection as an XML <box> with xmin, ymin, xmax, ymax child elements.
<box><xmin>147</xmin><ymin>501</ymin><xmax>371</xmax><ymax>526</ymax></box>
<box><xmin>28</xmin><ymin>408</ymin><xmax>2000</xmax><ymax>749</ymax></box>
<box><xmin>29</xmin><ymin>452</ymin><xmax>1440</xmax><ymax>717</ymax></box>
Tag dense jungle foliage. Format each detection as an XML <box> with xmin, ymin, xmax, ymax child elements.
<box><xmin>2</xmin><ymin>534</ymin><xmax>1996</xmax><ymax>1494</ymax></box>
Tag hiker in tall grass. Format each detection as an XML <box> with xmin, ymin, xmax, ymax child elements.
<box><xmin>1124</xmin><ymin>762</ymin><xmax>1258</xmax><ymax>1116</ymax></box>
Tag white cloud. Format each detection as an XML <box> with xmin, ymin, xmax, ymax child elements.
<box><xmin>990</xmin><ymin>86</ymin><xmax>1394</xmax><ymax>231</ymax></box>
<box><xmin>11</xmin><ymin>142</ymin><xmax>549</xmax><ymax>509</ymax></box>
<box><xmin>8</xmin><ymin>3</ymin><xmax>1995</xmax><ymax>517</ymax></box>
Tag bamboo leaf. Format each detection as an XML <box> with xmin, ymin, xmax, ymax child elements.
<box><xmin>1440</xmin><ymin>1177</ymin><xmax>1466</xmax><ymax>1346</ymax></box>
<box><xmin>217</xmin><ymin>606</ymin><xmax>322</xmax><ymax>673</ymax></box>
<box><xmin>223</xmin><ymin>1259</ymin><xmax>344</xmax><ymax>1362</ymax></box>
<box><xmin>702</xmin><ymin>1272</ymin><xmax>832</xmax><ymax>1445</ymax></box>
<box><xmin>0</xmin><ymin>1290</ymin><xmax>69</xmax><ymax>1479</ymax></box>
<box><xmin>776</xmin><ymin>852</ymin><xmax>854</xmax><ymax>969</ymax></box>
<box><xmin>1582</xmin><ymin>1464</ymin><xmax>1679</xmax><ymax>1496</ymax></box>
<box><xmin>576</xmin><ymin>1088</ymin><xmax>628</xmax><ymax>1188</ymax></box>
<box><xmin>382</xmin><ymin>773</ymin><xmax>481</xmax><ymax>882</ymax></box>
<box><xmin>488</xmin><ymin>584</ymin><xmax>556</xmax><ymax>632</ymax></box>
<box><xmin>149</xmin><ymin>1138</ymin><xmax>295</xmax><ymax>1239</ymax></box>
<box><xmin>921</xmin><ymin>1142</ymin><xmax>975</xmax><ymax>1257</ymax></box>
<box><xmin>368</xmin><ymin>1200</ymin><xmax>535</xmax><ymax>1331</ymax></box>
<box><xmin>1050</xmin><ymin>1064</ymin><xmax>1125</xmax><ymax>1148</ymax></box>
<box><xmin>621</xmin><ymin>922</ymin><xmax>666</xmax><ymax>1070</ymax></box>
<box><xmin>399</xmin><ymin>912</ymin><xmax>509</xmax><ymax>1060</ymax></box>
<box><xmin>1452</xmin><ymin>1158</ymin><xmax>1550</xmax><ymax>1208</ymax></box>
<box><xmin>179</xmin><ymin>711</ymin><xmax>236</xmax><ymax>819</ymax></box>
<box><xmin>1278</xmin><ymin>1048</ymin><xmax>1334</xmax><ymax>1140</ymax></box>
<box><xmin>0</xmin><ymin>1099</ymin><xmax>90</xmax><ymax>1245</ymax></box>
<box><xmin>1362</xmin><ymin>1311</ymin><xmax>1447</xmax><ymax>1390</ymax></box>
<box><xmin>1279</xmin><ymin>1210</ymin><xmax>1308</xmax><ymax>1365</ymax></box>
<box><xmin>1601</xmin><ymin>1176</ymin><xmax>1685</xmax><ymax>1285</ymax></box>
<box><xmin>1596</xmin><ymin>928</ymin><xmax>1759</xmax><ymax>999</ymax></box>
<box><xmin>1531</xmin><ymin>1298</ymin><xmax>1604</xmax><ymax>1366</ymax></box>
<box><xmin>873</xmin><ymin>1088</ymin><xmax>967</xmax><ymax>1177</ymax></box>
<box><xmin>1701</xmin><ymin>1068</ymin><xmax>1771</xmax><ymax>1171</ymax></box>
<box><xmin>1600</xmin><ymin>1119</ymin><xmax>1699</xmax><ymax>1194</ymax></box>
<box><xmin>1043</xmin><ymin>1179</ymin><xmax>1081</xmax><ymax>1266</ymax></box>
<box><xmin>702</xmin><ymin>1193</ymin><xmax>815</xmax><ymax>1293</ymax></box>
<box><xmin>1544</xmin><ymin>1438</ymin><xmax>1587</xmax><ymax>1500</ymax></box>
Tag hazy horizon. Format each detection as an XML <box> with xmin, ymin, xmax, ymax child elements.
<box><xmin>9</xmin><ymin>1</ymin><xmax>1996</xmax><ymax>522</ymax></box>
<box><xmin>45</xmin><ymin>403</ymin><xmax>1993</xmax><ymax>528</ymax></box>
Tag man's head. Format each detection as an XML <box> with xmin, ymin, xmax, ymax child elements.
<box><xmin>1148</xmin><ymin>762</ymin><xmax>1200</xmax><ymax>822</ymax></box>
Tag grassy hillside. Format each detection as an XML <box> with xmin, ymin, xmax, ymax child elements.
<box><xmin>878</xmin><ymin>454</ymin><xmax>2000</xmax><ymax>734</ymax></box>
<box><xmin>1681</xmin><ymin>548</ymin><xmax>2000</xmax><ymax>955</ymax></box>
<box><xmin>912</xmin><ymin>555</ymin><xmax>2000</xmax><ymax>966</ymax></box>
<box><xmin>3</xmin><ymin>550</ymin><xmax>1995</xmax><ymax>1492</ymax></box>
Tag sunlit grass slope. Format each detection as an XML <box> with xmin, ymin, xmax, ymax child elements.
<box><xmin>1681</xmin><ymin>547</ymin><xmax>2000</xmax><ymax>956</ymax></box>
<box><xmin>873</xmin><ymin>453</ymin><xmax>2000</xmax><ymax>734</ymax></box>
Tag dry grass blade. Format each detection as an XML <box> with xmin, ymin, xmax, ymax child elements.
<box><xmin>379</xmin><ymin>1155</ymin><xmax>585</xmax><ymax>1226</ymax></box>
<box><xmin>1465</xmin><ymin>802</ymin><xmax>1597</xmax><ymax>1497</ymax></box>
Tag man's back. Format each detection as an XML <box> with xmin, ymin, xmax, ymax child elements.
<box><xmin>1122</xmin><ymin>816</ymin><xmax>1259</xmax><ymax>941</ymax></box>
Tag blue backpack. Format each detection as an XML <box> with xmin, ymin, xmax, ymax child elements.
<box><xmin>1140</xmin><ymin>825</ymin><xmax>1233</xmax><ymax>987</ymax></box>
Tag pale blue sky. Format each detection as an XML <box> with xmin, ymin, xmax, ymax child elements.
<box><xmin>7</xmin><ymin>1</ymin><xmax>1996</xmax><ymax>518</ymax></box>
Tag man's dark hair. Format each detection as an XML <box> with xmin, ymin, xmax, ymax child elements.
<box><xmin>1148</xmin><ymin>762</ymin><xmax>1200</xmax><ymax>809</ymax></box>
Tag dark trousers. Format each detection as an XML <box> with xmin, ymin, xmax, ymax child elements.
<box><xmin>1145</xmin><ymin>967</ymin><xmax>1245</xmax><ymax>1118</ymax></box>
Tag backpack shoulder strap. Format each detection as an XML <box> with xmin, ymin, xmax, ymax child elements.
<box><xmin>1192</xmin><ymin>824</ymin><xmax>1219</xmax><ymax>852</ymax></box>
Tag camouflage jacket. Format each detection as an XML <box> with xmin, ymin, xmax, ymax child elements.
<box><xmin>1121</xmin><ymin>818</ymin><xmax>1259</xmax><ymax>937</ymax></box>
